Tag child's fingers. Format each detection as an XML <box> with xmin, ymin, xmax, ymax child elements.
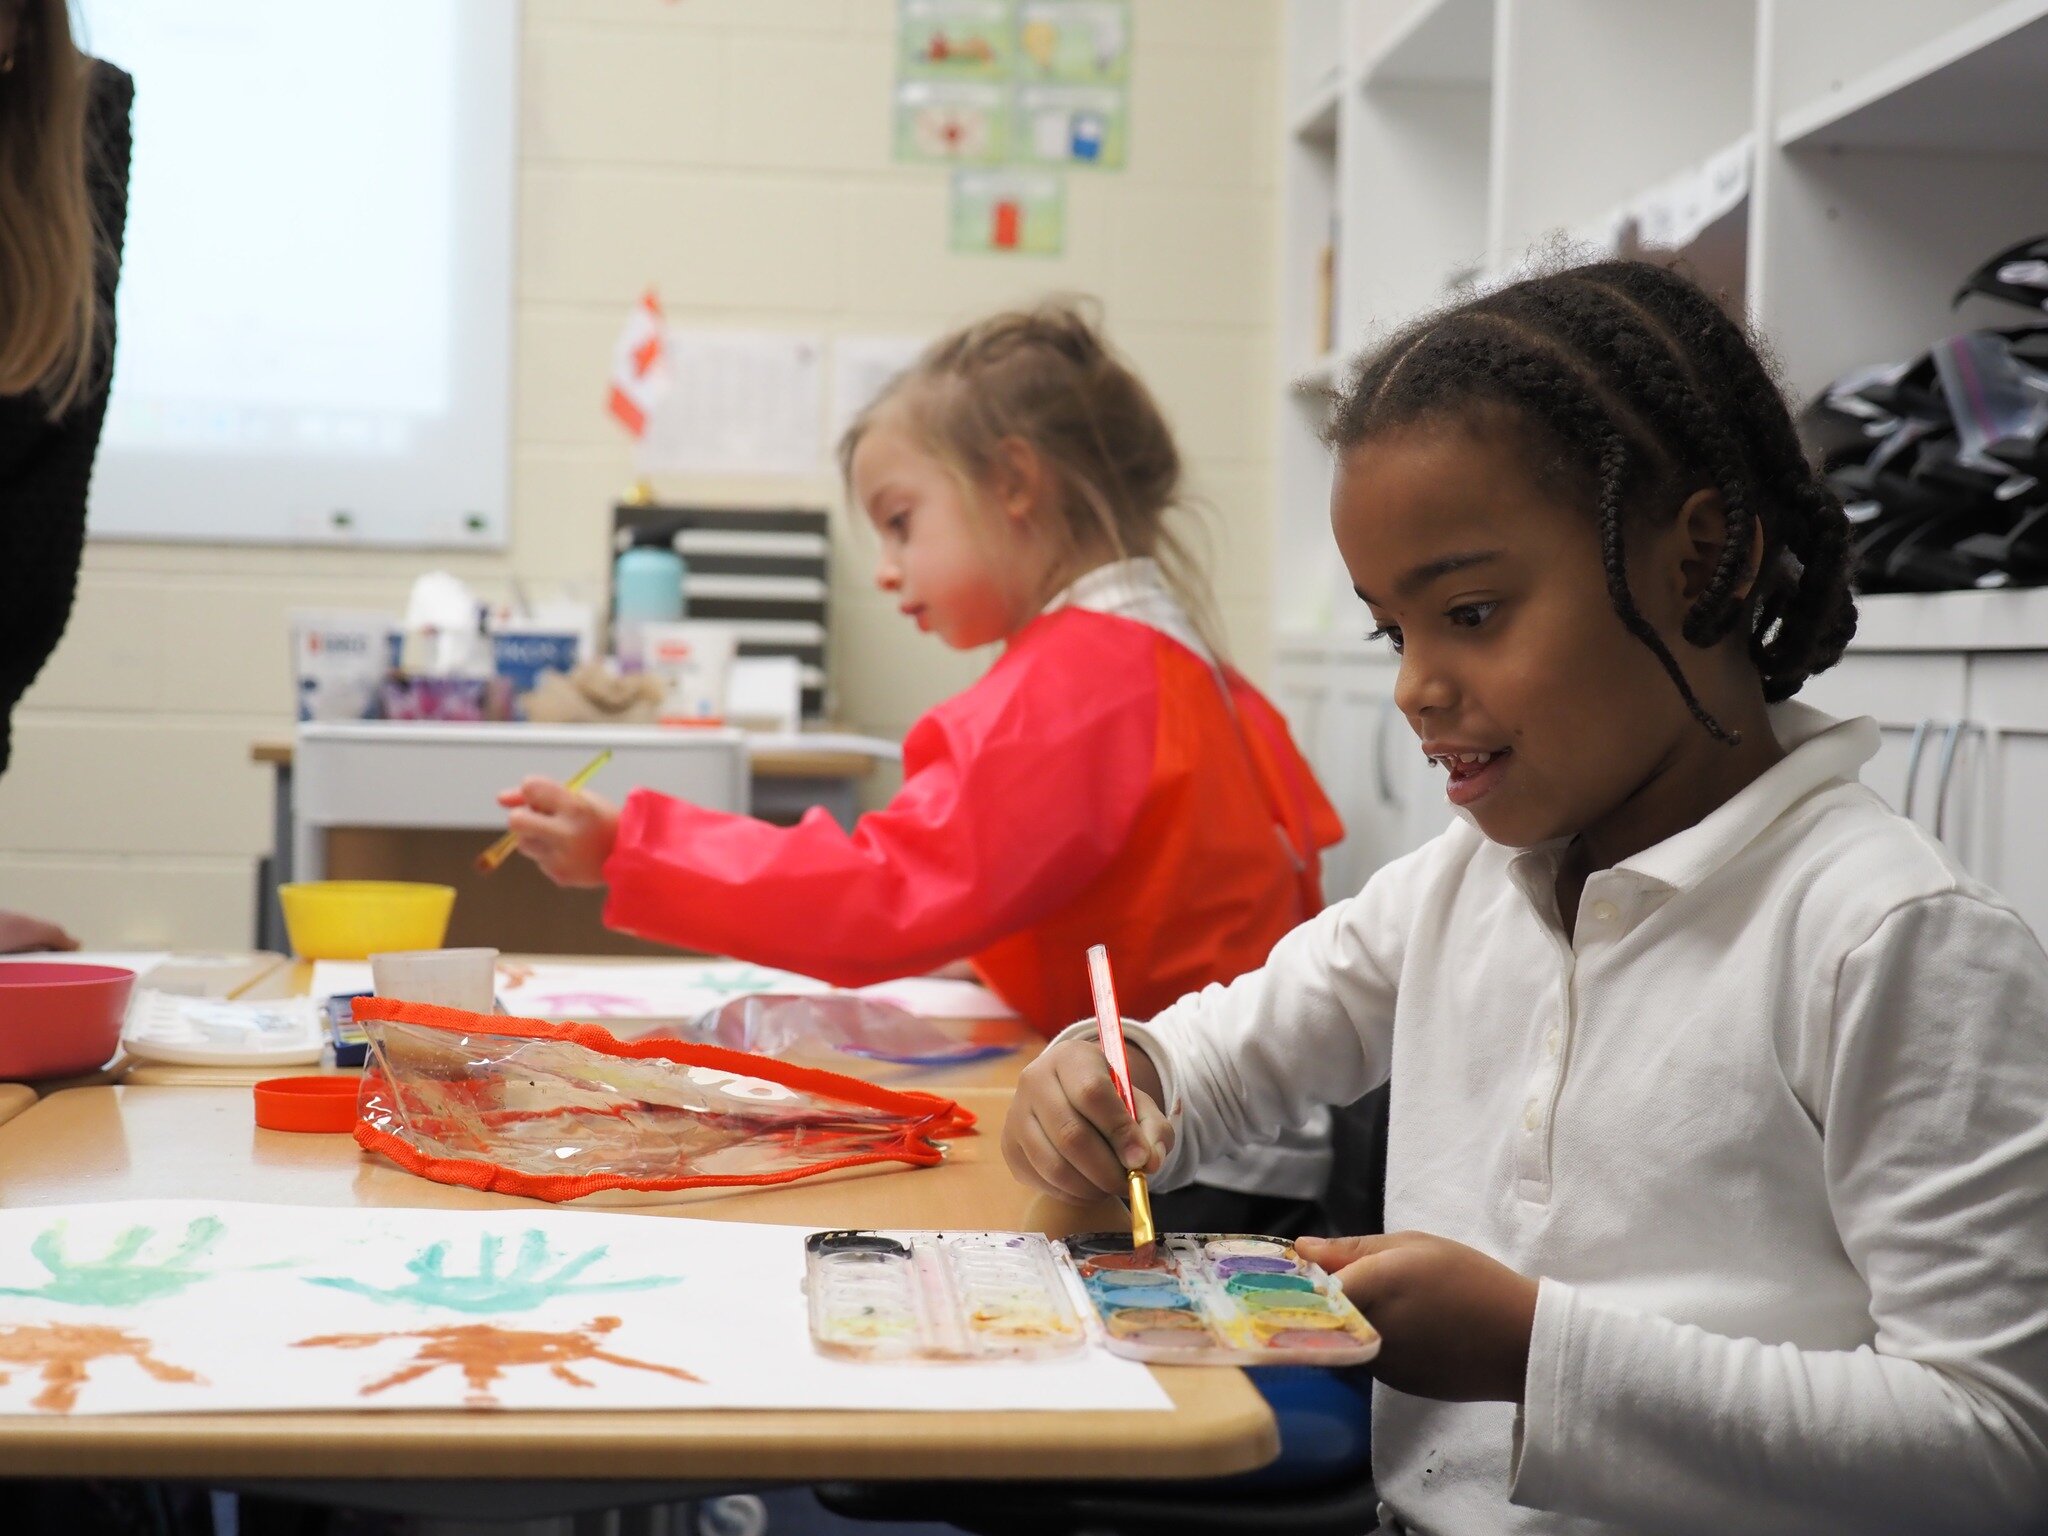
<box><xmin>1295</xmin><ymin>1234</ymin><xmax>1404</xmax><ymax>1306</ymax></box>
<box><xmin>1294</xmin><ymin>1233</ymin><xmax>1397</xmax><ymax>1272</ymax></box>
<box><xmin>1050</xmin><ymin>1045</ymin><xmax>1150</xmax><ymax>1169</ymax></box>
<box><xmin>517</xmin><ymin>776</ymin><xmax>569</xmax><ymax>814</ymax></box>
<box><xmin>495</xmin><ymin>787</ymin><xmax>528</xmax><ymax>809</ymax></box>
<box><xmin>1131</xmin><ymin>1093</ymin><xmax>1174</xmax><ymax>1175</ymax></box>
<box><xmin>1011</xmin><ymin>1111</ymin><xmax>1123</xmax><ymax>1203</ymax></box>
<box><xmin>1035</xmin><ymin>1097</ymin><xmax>1136</xmax><ymax>1196</ymax></box>
<box><xmin>505</xmin><ymin>808</ymin><xmax>557</xmax><ymax>845</ymax></box>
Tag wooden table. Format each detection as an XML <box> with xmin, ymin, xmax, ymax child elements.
<box><xmin>0</xmin><ymin>1086</ymin><xmax>1275</xmax><ymax>1481</ymax></box>
<box><xmin>120</xmin><ymin>956</ymin><xmax>1044</xmax><ymax>1092</ymax></box>
<box><xmin>0</xmin><ymin>1083</ymin><xmax>34</xmax><ymax>1127</ymax></box>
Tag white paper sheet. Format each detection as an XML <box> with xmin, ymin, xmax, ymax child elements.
<box><xmin>0</xmin><ymin>1201</ymin><xmax>1169</xmax><ymax>1416</ymax></box>
<box><xmin>493</xmin><ymin>960</ymin><xmax>829</xmax><ymax>1021</ymax></box>
<box><xmin>308</xmin><ymin>961</ymin><xmax>374</xmax><ymax>1000</ymax></box>
<box><xmin>855</xmin><ymin>976</ymin><xmax>1019</xmax><ymax>1021</ymax></box>
<box><xmin>641</xmin><ymin>329</ymin><xmax>825</xmax><ymax>476</ymax></box>
<box><xmin>314</xmin><ymin>959</ymin><xmax>1017</xmax><ymax>1025</ymax></box>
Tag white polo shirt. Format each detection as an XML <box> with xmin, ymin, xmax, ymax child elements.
<box><xmin>1109</xmin><ymin>701</ymin><xmax>2048</xmax><ymax>1534</ymax></box>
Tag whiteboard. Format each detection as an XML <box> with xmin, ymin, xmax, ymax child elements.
<box><xmin>77</xmin><ymin>1</ymin><xmax>517</xmax><ymax>547</ymax></box>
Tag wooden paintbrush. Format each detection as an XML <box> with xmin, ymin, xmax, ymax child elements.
<box><xmin>475</xmin><ymin>748</ymin><xmax>613</xmax><ymax>874</ymax></box>
<box><xmin>1086</xmin><ymin>943</ymin><xmax>1156</xmax><ymax>1252</ymax></box>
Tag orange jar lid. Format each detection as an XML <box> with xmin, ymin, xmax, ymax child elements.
<box><xmin>253</xmin><ymin>1075</ymin><xmax>359</xmax><ymax>1133</ymax></box>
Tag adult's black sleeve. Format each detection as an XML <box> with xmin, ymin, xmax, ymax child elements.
<box><xmin>0</xmin><ymin>61</ymin><xmax>133</xmax><ymax>778</ymax></box>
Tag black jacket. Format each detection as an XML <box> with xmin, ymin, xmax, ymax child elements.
<box><xmin>0</xmin><ymin>61</ymin><xmax>132</xmax><ymax>777</ymax></box>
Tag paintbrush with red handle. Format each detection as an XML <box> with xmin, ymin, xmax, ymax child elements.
<box><xmin>1086</xmin><ymin>943</ymin><xmax>1157</xmax><ymax>1251</ymax></box>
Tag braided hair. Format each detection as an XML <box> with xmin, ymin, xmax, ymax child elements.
<box><xmin>1326</xmin><ymin>260</ymin><xmax>1857</xmax><ymax>744</ymax></box>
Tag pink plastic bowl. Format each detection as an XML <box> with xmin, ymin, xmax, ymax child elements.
<box><xmin>0</xmin><ymin>963</ymin><xmax>134</xmax><ymax>1080</ymax></box>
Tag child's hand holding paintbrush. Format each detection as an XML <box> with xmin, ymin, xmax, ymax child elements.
<box><xmin>488</xmin><ymin>751</ymin><xmax>619</xmax><ymax>886</ymax></box>
<box><xmin>1000</xmin><ymin>948</ymin><xmax>1175</xmax><ymax>1209</ymax></box>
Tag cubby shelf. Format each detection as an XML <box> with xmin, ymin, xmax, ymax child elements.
<box><xmin>1275</xmin><ymin>0</ymin><xmax>2048</xmax><ymax>657</ymax></box>
<box><xmin>1776</xmin><ymin>1</ymin><xmax>2048</xmax><ymax>154</ymax></box>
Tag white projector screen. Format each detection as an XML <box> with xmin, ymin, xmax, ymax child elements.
<box><xmin>77</xmin><ymin>0</ymin><xmax>517</xmax><ymax>546</ymax></box>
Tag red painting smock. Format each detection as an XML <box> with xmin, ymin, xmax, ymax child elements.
<box><xmin>602</xmin><ymin>561</ymin><xmax>1342</xmax><ymax>1037</ymax></box>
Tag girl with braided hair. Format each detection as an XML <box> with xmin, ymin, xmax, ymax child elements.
<box><xmin>1006</xmin><ymin>260</ymin><xmax>2048</xmax><ymax>1533</ymax></box>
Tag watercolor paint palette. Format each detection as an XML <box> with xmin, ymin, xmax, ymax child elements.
<box><xmin>805</xmin><ymin>1230</ymin><xmax>1380</xmax><ymax>1367</ymax></box>
<box><xmin>805</xmin><ymin>1230</ymin><xmax>1089</xmax><ymax>1361</ymax></box>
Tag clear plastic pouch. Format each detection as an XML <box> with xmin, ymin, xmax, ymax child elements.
<box><xmin>352</xmin><ymin>998</ymin><xmax>976</xmax><ymax>1203</ymax></box>
<box><xmin>690</xmin><ymin>993</ymin><xmax>1016</xmax><ymax>1067</ymax></box>
<box><xmin>804</xmin><ymin>1229</ymin><xmax>1381</xmax><ymax>1367</ymax></box>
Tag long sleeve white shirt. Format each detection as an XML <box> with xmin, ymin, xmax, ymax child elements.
<box><xmin>1095</xmin><ymin>702</ymin><xmax>2048</xmax><ymax>1535</ymax></box>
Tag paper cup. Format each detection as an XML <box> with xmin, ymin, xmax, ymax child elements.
<box><xmin>642</xmin><ymin>621</ymin><xmax>738</xmax><ymax>724</ymax></box>
<box><xmin>369</xmin><ymin>947</ymin><xmax>498</xmax><ymax>1011</ymax></box>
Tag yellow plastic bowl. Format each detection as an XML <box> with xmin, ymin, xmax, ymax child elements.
<box><xmin>278</xmin><ymin>881</ymin><xmax>456</xmax><ymax>961</ymax></box>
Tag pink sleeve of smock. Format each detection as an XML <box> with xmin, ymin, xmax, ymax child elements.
<box><xmin>599</xmin><ymin>613</ymin><xmax>1158</xmax><ymax>987</ymax></box>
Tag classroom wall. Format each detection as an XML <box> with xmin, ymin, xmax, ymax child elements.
<box><xmin>0</xmin><ymin>0</ymin><xmax>1282</xmax><ymax>950</ymax></box>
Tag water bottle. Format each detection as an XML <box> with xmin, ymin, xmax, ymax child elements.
<box><xmin>612</xmin><ymin>528</ymin><xmax>686</xmax><ymax>670</ymax></box>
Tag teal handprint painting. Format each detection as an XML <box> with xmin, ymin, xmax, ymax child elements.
<box><xmin>0</xmin><ymin>1218</ymin><xmax>229</xmax><ymax>1307</ymax></box>
<box><xmin>305</xmin><ymin>1230</ymin><xmax>678</xmax><ymax>1314</ymax></box>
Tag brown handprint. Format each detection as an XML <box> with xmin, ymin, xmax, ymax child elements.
<box><xmin>294</xmin><ymin>1315</ymin><xmax>701</xmax><ymax>1407</ymax></box>
<box><xmin>0</xmin><ymin>1321</ymin><xmax>203</xmax><ymax>1413</ymax></box>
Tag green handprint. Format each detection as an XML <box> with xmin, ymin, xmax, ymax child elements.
<box><xmin>305</xmin><ymin>1230</ymin><xmax>679</xmax><ymax>1314</ymax></box>
<box><xmin>0</xmin><ymin>1217</ymin><xmax>229</xmax><ymax>1307</ymax></box>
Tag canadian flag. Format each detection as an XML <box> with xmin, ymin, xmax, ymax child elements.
<box><xmin>607</xmin><ymin>289</ymin><xmax>670</xmax><ymax>439</ymax></box>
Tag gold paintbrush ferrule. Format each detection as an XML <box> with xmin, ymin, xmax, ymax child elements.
<box><xmin>1127</xmin><ymin>1167</ymin><xmax>1157</xmax><ymax>1250</ymax></box>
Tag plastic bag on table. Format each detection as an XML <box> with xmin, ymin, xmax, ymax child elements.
<box><xmin>351</xmin><ymin>997</ymin><xmax>976</xmax><ymax>1203</ymax></box>
<box><xmin>688</xmin><ymin>992</ymin><xmax>1018</xmax><ymax>1067</ymax></box>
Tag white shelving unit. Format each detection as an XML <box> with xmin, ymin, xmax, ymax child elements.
<box><xmin>1275</xmin><ymin>0</ymin><xmax>2048</xmax><ymax>907</ymax></box>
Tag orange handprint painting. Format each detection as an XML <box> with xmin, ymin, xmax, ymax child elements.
<box><xmin>0</xmin><ymin>1321</ymin><xmax>203</xmax><ymax>1413</ymax></box>
<box><xmin>293</xmin><ymin>1315</ymin><xmax>702</xmax><ymax>1407</ymax></box>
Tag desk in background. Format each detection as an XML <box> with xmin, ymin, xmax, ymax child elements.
<box><xmin>251</xmin><ymin>726</ymin><xmax>893</xmax><ymax>956</ymax></box>
<box><xmin>0</xmin><ymin>1085</ymin><xmax>1275</xmax><ymax>1483</ymax></box>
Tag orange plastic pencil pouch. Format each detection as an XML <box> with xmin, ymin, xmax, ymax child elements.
<box><xmin>350</xmin><ymin>997</ymin><xmax>977</xmax><ymax>1203</ymax></box>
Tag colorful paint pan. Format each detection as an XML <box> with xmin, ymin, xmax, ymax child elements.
<box><xmin>1220</xmin><ymin>1277</ymin><xmax>1318</xmax><ymax>1302</ymax></box>
<box><xmin>1103</xmin><ymin>1307</ymin><xmax>1209</xmax><ymax>1338</ymax></box>
<box><xmin>1204</xmin><ymin>1237</ymin><xmax>1292</xmax><ymax>1258</ymax></box>
<box><xmin>1082</xmin><ymin>1268</ymin><xmax>1182</xmax><ymax>1290</ymax></box>
<box><xmin>1260</xmin><ymin>1329</ymin><xmax>1360</xmax><ymax>1351</ymax></box>
<box><xmin>1089</xmin><ymin>1283</ymin><xmax>1194</xmax><ymax>1312</ymax></box>
<box><xmin>807</xmin><ymin>1229</ymin><xmax>1379</xmax><ymax>1369</ymax></box>
<box><xmin>1064</xmin><ymin>1232</ymin><xmax>1379</xmax><ymax>1367</ymax></box>
<box><xmin>1213</xmin><ymin>1255</ymin><xmax>1299</xmax><ymax>1276</ymax></box>
<box><xmin>1249</xmin><ymin>1306</ymin><xmax>1352</xmax><ymax>1334</ymax></box>
<box><xmin>1072</xmin><ymin>1248</ymin><xmax>1160</xmax><ymax>1271</ymax></box>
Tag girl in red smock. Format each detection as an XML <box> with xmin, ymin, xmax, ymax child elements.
<box><xmin>502</xmin><ymin>302</ymin><xmax>1343</xmax><ymax>1229</ymax></box>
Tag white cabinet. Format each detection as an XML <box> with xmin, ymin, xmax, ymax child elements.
<box><xmin>1952</xmin><ymin>654</ymin><xmax>2048</xmax><ymax>940</ymax></box>
<box><xmin>1797</xmin><ymin>596</ymin><xmax>2048</xmax><ymax>941</ymax></box>
<box><xmin>1796</xmin><ymin>651</ymin><xmax>1969</xmax><ymax>834</ymax></box>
